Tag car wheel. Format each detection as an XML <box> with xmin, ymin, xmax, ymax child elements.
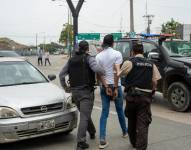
<box><xmin>167</xmin><ymin>82</ymin><xmax>191</xmax><ymax>112</ymax></box>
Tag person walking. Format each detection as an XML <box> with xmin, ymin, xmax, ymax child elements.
<box><xmin>118</xmin><ymin>40</ymin><xmax>161</xmax><ymax>150</ymax></box>
<box><xmin>96</xmin><ymin>34</ymin><xmax>128</xmax><ymax>149</ymax></box>
<box><xmin>37</xmin><ymin>47</ymin><xmax>43</xmax><ymax>66</ymax></box>
<box><xmin>44</xmin><ymin>50</ymin><xmax>51</xmax><ymax>66</ymax></box>
<box><xmin>59</xmin><ymin>40</ymin><xmax>105</xmax><ymax>150</ymax></box>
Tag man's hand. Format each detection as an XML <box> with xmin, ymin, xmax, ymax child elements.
<box><xmin>63</xmin><ymin>82</ymin><xmax>71</xmax><ymax>93</ymax></box>
<box><xmin>113</xmin><ymin>88</ymin><xmax>118</xmax><ymax>100</ymax></box>
<box><xmin>106</xmin><ymin>87</ymin><xmax>113</xmax><ymax>97</ymax></box>
<box><xmin>64</xmin><ymin>86</ymin><xmax>71</xmax><ymax>93</ymax></box>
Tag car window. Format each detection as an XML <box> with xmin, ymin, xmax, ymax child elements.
<box><xmin>163</xmin><ymin>41</ymin><xmax>191</xmax><ymax>56</ymax></box>
<box><xmin>0</xmin><ymin>61</ymin><xmax>47</xmax><ymax>86</ymax></box>
<box><xmin>115</xmin><ymin>42</ymin><xmax>130</xmax><ymax>58</ymax></box>
<box><xmin>0</xmin><ymin>51</ymin><xmax>20</xmax><ymax>57</ymax></box>
<box><xmin>142</xmin><ymin>42</ymin><xmax>158</xmax><ymax>58</ymax></box>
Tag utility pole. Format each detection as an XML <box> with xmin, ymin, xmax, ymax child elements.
<box><xmin>36</xmin><ymin>33</ymin><xmax>38</xmax><ymax>52</ymax></box>
<box><xmin>143</xmin><ymin>0</ymin><xmax>154</xmax><ymax>34</ymax></box>
<box><xmin>67</xmin><ymin>7</ymin><xmax>70</xmax><ymax>57</ymax></box>
<box><xmin>66</xmin><ymin>0</ymin><xmax>85</xmax><ymax>55</ymax></box>
<box><xmin>143</xmin><ymin>14</ymin><xmax>154</xmax><ymax>34</ymax></box>
<box><xmin>130</xmin><ymin>0</ymin><xmax>134</xmax><ymax>32</ymax></box>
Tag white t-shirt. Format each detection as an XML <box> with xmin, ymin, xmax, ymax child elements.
<box><xmin>96</xmin><ymin>47</ymin><xmax>123</xmax><ymax>86</ymax></box>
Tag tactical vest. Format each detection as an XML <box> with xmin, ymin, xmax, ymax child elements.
<box><xmin>125</xmin><ymin>57</ymin><xmax>153</xmax><ymax>90</ymax></box>
<box><xmin>68</xmin><ymin>54</ymin><xmax>95</xmax><ymax>88</ymax></box>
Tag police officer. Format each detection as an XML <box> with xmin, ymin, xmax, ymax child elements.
<box><xmin>59</xmin><ymin>40</ymin><xmax>105</xmax><ymax>150</ymax></box>
<box><xmin>118</xmin><ymin>40</ymin><xmax>161</xmax><ymax>150</ymax></box>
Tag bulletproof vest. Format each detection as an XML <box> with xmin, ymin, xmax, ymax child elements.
<box><xmin>125</xmin><ymin>57</ymin><xmax>153</xmax><ymax>90</ymax></box>
<box><xmin>68</xmin><ymin>54</ymin><xmax>95</xmax><ymax>88</ymax></box>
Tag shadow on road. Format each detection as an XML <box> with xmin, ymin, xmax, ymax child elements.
<box><xmin>0</xmin><ymin>132</ymin><xmax>76</xmax><ymax>150</ymax></box>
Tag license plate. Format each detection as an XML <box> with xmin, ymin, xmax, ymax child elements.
<box><xmin>38</xmin><ymin>119</ymin><xmax>55</xmax><ymax>131</ymax></box>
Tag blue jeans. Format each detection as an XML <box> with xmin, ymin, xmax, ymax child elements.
<box><xmin>99</xmin><ymin>86</ymin><xmax>128</xmax><ymax>140</ymax></box>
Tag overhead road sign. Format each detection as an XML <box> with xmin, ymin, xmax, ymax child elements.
<box><xmin>111</xmin><ymin>33</ymin><xmax>122</xmax><ymax>40</ymax></box>
<box><xmin>78</xmin><ymin>33</ymin><xmax>100</xmax><ymax>40</ymax></box>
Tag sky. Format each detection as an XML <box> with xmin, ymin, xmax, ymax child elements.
<box><xmin>0</xmin><ymin>0</ymin><xmax>190</xmax><ymax>45</ymax></box>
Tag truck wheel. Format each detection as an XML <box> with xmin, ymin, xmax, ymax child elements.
<box><xmin>167</xmin><ymin>82</ymin><xmax>191</xmax><ymax>112</ymax></box>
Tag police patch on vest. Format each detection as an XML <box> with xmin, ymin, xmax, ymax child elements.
<box><xmin>136</xmin><ymin>62</ymin><xmax>152</xmax><ymax>67</ymax></box>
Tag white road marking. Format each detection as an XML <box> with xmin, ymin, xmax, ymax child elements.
<box><xmin>93</xmin><ymin>106</ymin><xmax>117</xmax><ymax>115</ymax></box>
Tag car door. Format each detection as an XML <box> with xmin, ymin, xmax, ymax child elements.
<box><xmin>142</xmin><ymin>41</ymin><xmax>165</xmax><ymax>91</ymax></box>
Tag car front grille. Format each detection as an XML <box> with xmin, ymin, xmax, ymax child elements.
<box><xmin>16</xmin><ymin>121</ymin><xmax>70</xmax><ymax>138</ymax></box>
<box><xmin>21</xmin><ymin>102</ymin><xmax>63</xmax><ymax>115</ymax></box>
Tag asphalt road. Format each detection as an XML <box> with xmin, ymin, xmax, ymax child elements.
<box><xmin>1</xmin><ymin>55</ymin><xmax>191</xmax><ymax>150</ymax></box>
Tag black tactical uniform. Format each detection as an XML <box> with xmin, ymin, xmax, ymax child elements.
<box><xmin>125</xmin><ymin>57</ymin><xmax>153</xmax><ymax>150</ymax></box>
<box><xmin>120</xmin><ymin>41</ymin><xmax>159</xmax><ymax>150</ymax></box>
<box><xmin>59</xmin><ymin>41</ymin><xmax>105</xmax><ymax>150</ymax></box>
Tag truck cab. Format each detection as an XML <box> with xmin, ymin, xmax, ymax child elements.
<box><xmin>114</xmin><ymin>37</ymin><xmax>191</xmax><ymax>112</ymax></box>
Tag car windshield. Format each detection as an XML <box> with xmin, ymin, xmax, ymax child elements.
<box><xmin>0</xmin><ymin>61</ymin><xmax>47</xmax><ymax>86</ymax></box>
<box><xmin>0</xmin><ymin>51</ymin><xmax>20</xmax><ymax>57</ymax></box>
<box><xmin>163</xmin><ymin>41</ymin><xmax>191</xmax><ymax>57</ymax></box>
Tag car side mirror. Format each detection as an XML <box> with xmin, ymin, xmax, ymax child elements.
<box><xmin>148</xmin><ymin>52</ymin><xmax>160</xmax><ymax>60</ymax></box>
<box><xmin>48</xmin><ymin>74</ymin><xmax>56</xmax><ymax>81</ymax></box>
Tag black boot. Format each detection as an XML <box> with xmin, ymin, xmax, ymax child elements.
<box><xmin>90</xmin><ymin>133</ymin><xmax>95</xmax><ymax>139</ymax></box>
<box><xmin>76</xmin><ymin>142</ymin><xmax>89</xmax><ymax>149</ymax></box>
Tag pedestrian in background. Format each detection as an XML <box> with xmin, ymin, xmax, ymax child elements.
<box><xmin>118</xmin><ymin>40</ymin><xmax>161</xmax><ymax>150</ymax></box>
<box><xmin>37</xmin><ymin>47</ymin><xmax>43</xmax><ymax>66</ymax></box>
<box><xmin>59</xmin><ymin>40</ymin><xmax>105</xmax><ymax>150</ymax></box>
<box><xmin>96</xmin><ymin>34</ymin><xmax>128</xmax><ymax>149</ymax></box>
<box><xmin>44</xmin><ymin>50</ymin><xmax>51</xmax><ymax>66</ymax></box>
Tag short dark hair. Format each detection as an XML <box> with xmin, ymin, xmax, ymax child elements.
<box><xmin>132</xmin><ymin>40</ymin><xmax>144</xmax><ymax>54</ymax></box>
<box><xmin>76</xmin><ymin>40</ymin><xmax>89</xmax><ymax>55</ymax></box>
<box><xmin>102</xmin><ymin>34</ymin><xmax>114</xmax><ymax>48</ymax></box>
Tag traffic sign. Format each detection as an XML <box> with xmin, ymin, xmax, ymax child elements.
<box><xmin>78</xmin><ymin>33</ymin><xmax>100</xmax><ymax>40</ymax></box>
<box><xmin>111</xmin><ymin>33</ymin><xmax>122</xmax><ymax>40</ymax></box>
<box><xmin>129</xmin><ymin>32</ymin><xmax>136</xmax><ymax>38</ymax></box>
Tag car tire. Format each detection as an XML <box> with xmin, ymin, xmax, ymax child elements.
<box><xmin>167</xmin><ymin>82</ymin><xmax>191</xmax><ymax>112</ymax></box>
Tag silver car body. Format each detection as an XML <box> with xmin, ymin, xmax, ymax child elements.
<box><xmin>0</xmin><ymin>58</ymin><xmax>78</xmax><ymax>143</ymax></box>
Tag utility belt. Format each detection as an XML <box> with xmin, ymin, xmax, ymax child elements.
<box><xmin>126</xmin><ymin>87</ymin><xmax>152</xmax><ymax>97</ymax></box>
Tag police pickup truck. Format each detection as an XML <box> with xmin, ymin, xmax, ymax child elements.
<box><xmin>114</xmin><ymin>36</ymin><xmax>191</xmax><ymax>112</ymax></box>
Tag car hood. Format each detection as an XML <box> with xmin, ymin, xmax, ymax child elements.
<box><xmin>0</xmin><ymin>83</ymin><xmax>66</xmax><ymax>109</ymax></box>
<box><xmin>171</xmin><ymin>57</ymin><xmax>191</xmax><ymax>67</ymax></box>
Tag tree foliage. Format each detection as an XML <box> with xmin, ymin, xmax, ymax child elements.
<box><xmin>59</xmin><ymin>23</ymin><xmax>73</xmax><ymax>48</ymax></box>
<box><xmin>161</xmin><ymin>18</ymin><xmax>182</xmax><ymax>37</ymax></box>
<box><xmin>39</xmin><ymin>42</ymin><xmax>65</xmax><ymax>54</ymax></box>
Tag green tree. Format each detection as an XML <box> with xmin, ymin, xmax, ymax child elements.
<box><xmin>161</xmin><ymin>18</ymin><xmax>182</xmax><ymax>38</ymax></box>
<box><xmin>39</xmin><ymin>42</ymin><xmax>65</xmax><ymax>54</ymax></box>
<box><xmin>59</xmin><ymin>23</ymin><xmax>73</xmax><ymax>48</ymax></box>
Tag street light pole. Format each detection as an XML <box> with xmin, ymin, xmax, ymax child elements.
<box><xmin>66</xmin><ymin>0</ymin><xmax>85</xmax><ymax>55</ymax></box>
<box><xmin>130</xmin><ymin>0</ymin><xmax>134</xmax><ymax>32</ymax></box>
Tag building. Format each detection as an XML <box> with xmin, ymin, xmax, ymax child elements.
<box><xmin>177</xmin><ymin>24</ymin><xmax>191</xmax><ymax>41</ymax></box>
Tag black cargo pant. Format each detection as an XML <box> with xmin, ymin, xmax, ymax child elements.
<box><xmin>125</xmin><ymin>96</ymin><xmax>152</xmax><ymax>150</ymax></box>
<box><xmin>72</xmin><ymin>88</ymin><xmax>96</xmax><ymax>143</ymax></box>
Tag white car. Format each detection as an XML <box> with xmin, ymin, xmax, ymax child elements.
<box><xmin>0</xmin><ymin>57</ymin><xmax>78</xmax><ymax>143</ymax></box>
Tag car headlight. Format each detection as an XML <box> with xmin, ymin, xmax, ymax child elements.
<box><xmin>64</xmin><ymin>96</ymin><xmax>76</xmax><ymax>109</ymax></box>
<box><xmin>0</xmin><ymin>107</ymin><xmax>19</xmax><ymax>119</ymax></box>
